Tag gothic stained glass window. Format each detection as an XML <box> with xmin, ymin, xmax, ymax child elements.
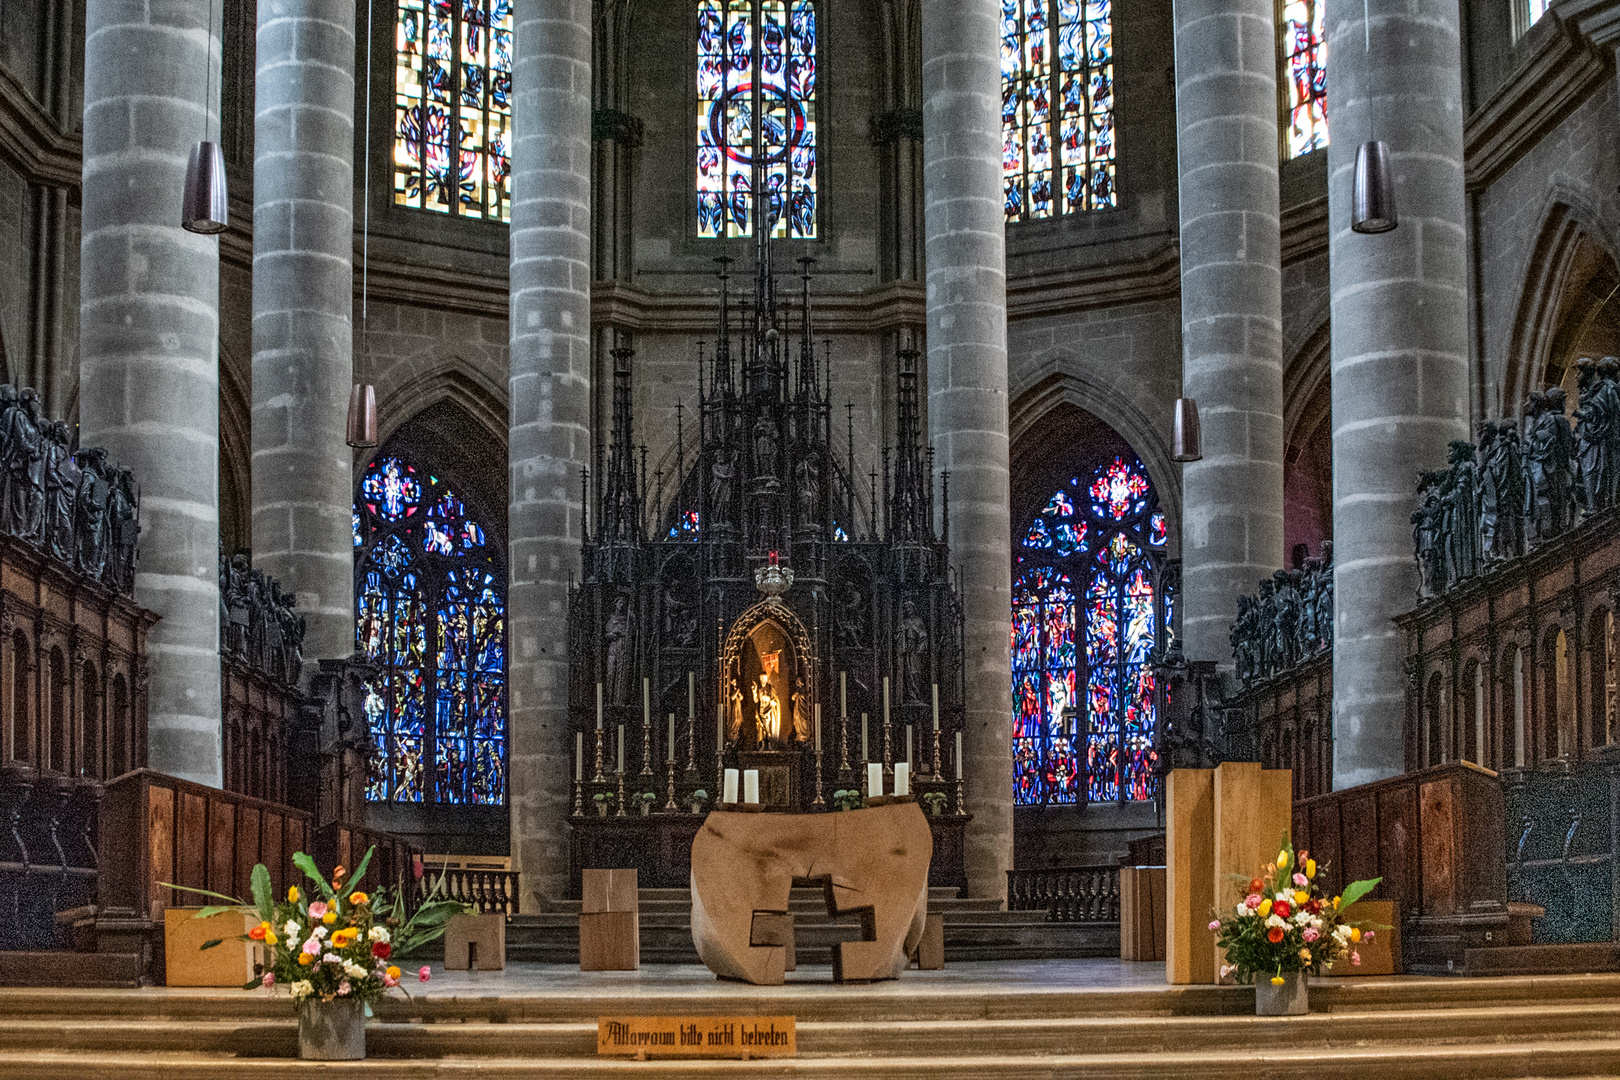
<box><xmin>696</xmin><ymin>0</ymin><xmax>818</xmax><ymax>239</ymax></box>
<box><xmin>356</xmin><ymin>455</ymin><xmax>507</xmax><ymax>805</ymax></box>
<box><xmin>1013</xmin><ymin>455</ymin><xmax>1169</xmax><ymax>805</ymax></box>
<box><xmin>1001</xmin><ymin>0</ymin><xmax>1116</xmax><ymax>222</ymax></box>
<box><xmin>395</xmin><ymin>0</ymin><xmax>513</xmax><ymax>221</ymax></box>
<box><xmin>1280</xmin><ymin>0</ymin><xmax>1327</xmax><ymax>158</ymax></box>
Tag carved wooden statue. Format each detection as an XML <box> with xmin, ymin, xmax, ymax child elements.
<box><xmin>690</xmin><ymin>801</ymin><xmax>932</xmax><ymax>985</ymax></box>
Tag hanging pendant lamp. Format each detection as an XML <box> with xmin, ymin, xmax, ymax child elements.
<box><xmin>346</xmin><ymin>384</ymin><xmax>378</xmax><ymax>448</ymax></box>
<box><xmin>1351</xmin><ymin>140</ymin><xmax>1397</xmax><ymax>234</ymax></box>
<box><xmin>181</xmin><ymin>140</ymin><xmax>229</xmax><ymax>234</ymax></box>
<box><xmin>1172</xmin><ymin>397</ymin><xmax>1202</xmax><ymax>462</ymax></box>
<box><xmin>347</xmin><ymin>0</ymin><xmax>379</xmax><ymax>451</ymax></box>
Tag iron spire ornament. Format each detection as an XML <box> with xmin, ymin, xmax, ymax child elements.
<box><xmin>1351</xmin><ymin>140</ymin><xmax>1397</xmax><ymax>234</ymax></box>
<box><xmin>1172</xmin><ymin>397</ymin><xmax>1203</xmax><ymax>462</ymax></box>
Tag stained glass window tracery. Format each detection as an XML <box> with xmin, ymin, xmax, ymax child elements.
<box><xmin>395</xmin><ymin>0</ymin><xmax>513</xmax><ymax>221</ymax></box>
<box><xmin>356</xmin><ymin>454</ymin><xmax>507</xmax><ymax>805</ymax></box>
<box><xmin>1013</xmin><ymin>454</ymin><xmax>1169</xmax><ymax>805</ymax></box>
<box><xmin>1001</xmin><ymin>0</ymin><xmax>1116</xmax><ymax>222</ymax></box>
<box><xmin>1280</xmin><ymin>0</ymin><xmax>1327</xmax><ymax>158</ymax></box>
<box><xmin>696</xmin><ymin>0</ymin><xmax>818</xmax><ymax>239</ymax></box>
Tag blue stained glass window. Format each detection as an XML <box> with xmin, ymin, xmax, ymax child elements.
<box><xmin>356</xmin><ymin>454</ymin><xmax>507</xmax><ymax>805</ymax></box>
<box><xmin>1002</xmin><ymin>0</ymin><xmax>1116</xmax><ymax>222</ymax></box>
<box><xmin>1013</xmin><ymin>454</ymin><xmax>1166</xmax><ymax>805</ymax></box>
<box><xmin>1280</xmin><ymin>0</ymin><xmax>1327</xmax><ymax>158</ymax></box>
<box><xmin>696</xmin><ymin>0</ymin><xmax>818</xmax><ymax>238</ymax></box>
<box><xmin>396</xmin><ymin>0</ymin><xmax>513</xmax><ymax>221</ymax></box>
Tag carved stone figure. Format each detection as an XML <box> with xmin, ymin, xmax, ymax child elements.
<box><xmin>226</xmin><ymin>553</ymin><xmax>252</xmax><ymax>655</ymax></box>
<box><xmin>834</xmin><ymin>576</ymin><xmax>868</xmax><ymax>648</ymax></box>
<box><xmin>709</xmin><ymin>447</ymin><xmax>736</xmax><ymax>527</ymax></box>
<box><xmin>663</xmin><ymin>582</ymin><xmax>696</xmax><ymax>649</ymax></box>
<box><xmin>74</xmin><ymin>447</ymin><xmax>110</xmax><ymax>580</ymax></box>
<box><xmin>1480</xmin><ymin>418</ymin><xmax>1525</xmax><ymax>562</ymax></box>
<box><xmin>1527</xmin><ymin>387</ymin><xmax>1577</xmax><ymax>541</ymax></box>
<box><xmin>1575</xmin><ymin>356</ymin><xmax>1620</xmax><ymax>513</ymax></box>
<box><xmin>110</xmin><ymin>468</ymin><xmax>139</xmax><ymax>592</ymax></box>
<box><xmin>795</xmin><ymin>452</ymin><xmax>820</xmax><ymax>524</ymax></box>
<box><xmin>897</xmin><ymin>599</ymin><xmax>928</xmax><ymax>702</ymax></box>
<box><xmin>1441</xmin><ymin>440</ymin><xmax>1480</xmax><ymax>588</ymax></box>
<box><xmin>604</xmin><ymin>593</ymin><xmax>632</xmax><ymax>707</ymax></box>
<box><xmin>752</xmin><ymin>416</ymin><xmax>778</xmax><ymax>483</ymax></box>
<box><xmin>41</xmin><ymin>421</ymin><xmax>78</xmax><ymax>564</ymax></box>
<box><xmin>2</xmin><ymin>389</ymin><xmax>43</xmax><ymax>540</ymax></box>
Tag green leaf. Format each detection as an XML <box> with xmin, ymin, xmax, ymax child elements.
<box><xmin>292</xmin><ymin>852</ymin><xmax>336</xmax><ymax>900</ymax></box>
<box><xmin>1338</xmin><ymin>877</ymin><xmax>1382</xmax><ymax>911</ymax></box>
<box><xmin>198</xmin><ymin>938</ymin><xmax>224</xmax><ymax>951</ymax></box>
<box><xmin>162</xmin><ymin>883</ymin><xmax>247</xmax><ymax>906</ymax></box>
<box><xmin>193</xmin><ymin>905</ymin><xmax>240</xmax><ymax>919</ymax></box>
<box><xmin>241</xmin><ymin>979</ymin><xmax>262</xmax><ymax>991</ymax></box>
<box><xmin>249</xmin><ymin>864</ymin><xmax>274</xmax><ymax>921</ymax></box>
<box><xmin>346</xmin><ymin>845</ymin><xmax>377</xmax><ymax>894</ymax></box>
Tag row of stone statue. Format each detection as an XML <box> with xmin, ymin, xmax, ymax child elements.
<box><xmin>0</xmin><ymin>386</ymin><xmax>139</xmax><ymax>593</ymax></box>
<box><xmin>219</xmin><ymin>550</ymin><xmax>306</xmax><ymax>686</ymax></box>
<box><xmin>1413</xmin><ymin>358</ymin><xmax>1620</xmax><ymax>596</ymax></box>
<box><xmin>1230</xmin><ymin>543</ymin><xmax>1334</xmax><ymax>685</ymax></box>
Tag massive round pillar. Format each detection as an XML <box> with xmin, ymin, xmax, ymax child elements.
<box><xmin>921</xmin><ymin>0</ymin><xmax>1013</xmax><ymax>901</ymax></box>
<box><xmin>1172</xmin><ymin>0</ymin><xmax>1286</xmax><ymax>665</ymax></box>
<box><xmin>250</xmin><ymin>0</ymin><xmax>356</xmax><ymax>662</ymax></box>
<box><xmin>80</xmin><ymin>0</ymin><xmax>223</xmax><ymax>786</ymax></box>
<box><xmin>508</xmin><ymin>0</ymin><xmax>592</xmax><ymax>907</ymax></box>
<box><xmin>1328</xmin><ymin>0</ymin><xmax>1470</xmax><ymax>787</ymax></box>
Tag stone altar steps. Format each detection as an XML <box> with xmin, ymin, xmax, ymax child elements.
<box><xmin>0</xmin><ymin>972</ymin><xmax>1616</xmax><ymax>1077</ymax></box>
<box><xmin>509</xmin><ymin>886</ymin><xmax>1117</xmax><ymax>963</ymax></box>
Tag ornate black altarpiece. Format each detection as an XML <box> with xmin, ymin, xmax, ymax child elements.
<box><xmin>567</xmin><ymin>237</ymin><xmax>969</xmax><ymax>889</ymax></box>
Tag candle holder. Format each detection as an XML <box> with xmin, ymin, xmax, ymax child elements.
<box><xmin>837</xmin><ymin>713</ymin><xmax>851</xmax><ymax>779</ymax></box>
<box><xmin>615</xmin><ymin>769</ymin><xmax>628</xmax><ymax>817</ymax></box>
<box><xmin>686</xmin><ymin>714</ymin><xmax>698</xmax><ymax>776</ymax></box>
<box><xmin>641</xmin><ymin>718</ymin><xmax>654</xmax><ymax>776</ymax></box>
<box><xmin>664</xmin><ymin>759</ymin><xmax>679</xmax><ymax>813</ymax></box>
<box><xmin>954</xmin><ymin>776</ymin><xmax>967</xmax><ymax>816</ymax></box>
<box><xmin>929</xmin><ymin>726</ymin><xmax>942</xmax><ymax>778</ymax></box>
<box><xmin>812</xmin><ymin>748</ymin><xmax>825</xmax><ymax>808</ymax></box>
<box><xmin>592</xmin><ymin>729</ymin><xmax>606</xmax><ymax>783</ymax></box>
<box><xmin>572</xmin><ymin>779</ymin><xmax>584</xmax><ymax>817</ymax></box>
<box><xmin>883</xmin><ymin>718</ymin><xmax>894</xmax><ymax>778</ymax></box>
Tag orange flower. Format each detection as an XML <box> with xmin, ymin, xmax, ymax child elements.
<box><xmin>332</xmin><ymin>865</ymin><xmax>347</xmax><ymax>881</ymax></box>
<box><xmin>386</xmin><ymin>965</ymin><xmax>401</xmax><ymax>980</ymax></box>
<box><xmin>248</xmin><ymin>923</ymin><xmax>268</xmax><ymax>941</ymax></box>
<box><xmin>348</xmin><ymin>891</ymin><xmax>369</xmax><ymax>906</ymax></box>
<box><xmin>1267</xmin><ymin>926</ymin><xmax>1284</xmax><ymax>944</ymax></box>
<box><xmin>297</xmin><ymin>952</ymin><xmax>313</xmax><ymax>966</ymax></box>
<box><xmin>1350</xmin><ymin>927</ymin><xmax>1362</xmax><ymax>943</ymax></box>
<box><xmin>1248</xmin><ymin>878</ymin><xmax>1265</xmax><ymax>894</ymax></box>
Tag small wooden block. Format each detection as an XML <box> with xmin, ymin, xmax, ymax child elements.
<box><xmin>444</xmin><ymin>912</ymin><xmax>506</xmax><ymax>971</ymax></box>
<box><xmin>1337</xmin><ymin>900</ymin><xmax>1400</xmax><ymax>976</ymax></box>
<box><xmin>164</xmin><ymin>909</ymin><xmax>259</xmax><ymax>987</ymax></box>
<box><xmin>1148</xmin><ymin>866</ymin><xmax>1167</xmax><ymax>961</ymax></box>
<box><xmin>583</xmin><ymin>868</ymin><xmax>639</xmax><ymax>914</ymax></box>
<box><xmin>913</xmin><ymin>912</ymin><xmax>944</xmax><ymax>969</ymax></box>
<box><xmin>750</xmin><ymin>912</ymin><xmax>796</xmax><ymax>971</ymax></box>
<box><xmin>580</xmin><ymin>910</ymin><xmax>640</xmax><ymax>971</ymax></box>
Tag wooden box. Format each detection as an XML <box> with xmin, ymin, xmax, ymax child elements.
<box><xmin>444</xmin><ymin>912</ymin><xmax>506</xmax><ymax>971</ymax></box>
<box><xmin>1336</xmin><ymin>900</ymin><xmax>1401</xmax><ymax>976</ymax></box>
<box><xmin>1212</xmin><ymin>762</ymin><xmax>1293</xmax><ymax>981</ymax></box>
<box><xmin>582</xmin><ymin>868</ymin><xmax>638</xmax><ymax>914</ymax></box>
<box><xmin>1166</xmin><ymin>768</ymin><xmax>1215</xmax><ymax>984</ymax></box>
<box><xmin>913</xmin><ymin>912</ymin><xmax>944</xmax><ymax>970</ymax></box>
<box><xmin>1119</xmin><ymin>866</ymin><xmax>1166</xmax><ymax>962</ymax></box>
<box><xmin>580</xmin><ymin>910</ymin><xmax>640</xmax><ymax>971</ymax></box>
<box><xmin>163</xmin><ymin>908</ymin><xmax>259</xmax><ymax>987</ymax></box>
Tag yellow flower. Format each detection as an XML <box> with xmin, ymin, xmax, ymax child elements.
<box><xmin>264</xmin><ymin>931</ymin><xmax>277</xmax><ymax>946</ymax></box>
<box><xmin>1332</xmin><ymin>895</ymin><xmax>1341</xmax><ymax>909</ymax></box>
<box><xmin>348</xmin><ymin>891</ymin><xmax>369</xmax><ymax>906</ymax></box>
<box><xmin>288</xmin><ymin>886</ymin><xmax>299</xmax><ymax>903</ymax></box>
<box><xmin>386</xmin><ymin>966</ymin><xmax>401</xmax><ymax>980</ymax></box>
<box><xmin>1294</xmin><ymin>891</ymin><xmax>1309</xmax><ymax>905</ymax></box>
<box><xmin>1258</xmin><ymin>899</ymin><xmax>1273</xmax><ymax>917</ymax></box>
<box><xmin>1276</xmin><ymin>849</ymin><xmax>1290</xmax><ymax>869</ymax></box>
<box><xmin>1299</xmin><ymin>948</ymin><xmax>1312</xmax><ymax>962</ymax></box>
<box><xmin>322</xmin><ymin>912</ymin><xmax>337</xmax><ymax>925</ymax></box>
<box><xmin>1270</xmin><ymin>976</ymin><xmax>1285</xmax><ymax>986</ymax></box>
<box><xmin>1305</xmin><ymin>859</ymin><xmax>1316</xmax><ymax>879</ymax></box>
<box><xmin>1350</xmin><ymin>927</ymin><xmax>1362</xmax><ymax>943</ymax></box>
<box><xmin>298</xmin><ymin>953</ymin><xmax>313</xmax><ymax>966</ymax></box>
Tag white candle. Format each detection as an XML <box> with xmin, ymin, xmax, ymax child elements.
<box><xmin>932</xmin><ymin>683</ymin><xmax>940</xmax><ymax>731</ymax></box>
<box><xmin>743</xmin><ymin>769</ymin><xmax>760</xmax><ymax>804</ymax></box>
<box><xmin>906</xmin><ymin>724</ymin><xmax>913</xmax><ymax>767</ymax></box>
<box><xmin>688</xmin><ymin>671</ymin><xmax>695</xmax><ymax>721</ymax></box>
<box><xmin>861</xmin><ymin>713</ymin><xmax>869</xmax><ymax>760</ymax></box>
<box><xmin>882</xmin><ymin>676</ymin><xmax>890</xmax><ymax>725</ymax></box>
<box><xmin>596</xmin><ymin>682</ymin><xmax>604</xmax><ymax>730</ymax></box>
<box><xmin>575</xmin><ymin>731</ymin><xmax>583</xmax><ymax>783</ymax></box>
<box><xmin>723</xmin><ymin>768</ymin><xmax>739</xmax><ymax>804</ymax></box>
<box><xmin>668</xmin><ymin>713</ymin><xmax>676</xmax><ymax>763</ymax></box>
<box><xmin>617</xmin><ymin>723</ymin><xmax>625</xmax><ymax>774</ymax></box>
<box><xmin>643</xmin><ymin>677</ymin><xmax>651</xmax><ymax>726</ymax></box>
<box><xmin>840</xmin><ymin>671</ymin><xmax>847</xmax><ymax>717</ymax></box>
<box><xmin>956</xmin><ymin>731</ymin><xmax>963</xmax><ymax>780</ymax></box>
<box><xmin>814</xmin><ymin>703</ymin><xmax>822</xmax><ymax>751</ymax></box>
<box><xmin>894</xmin><ymin>762</ymin><xmax>910</xmax><ymax>797</ymax></box>
<box><xmin>867</xmin><ymin>762</ymin><xmax>883</xmax><ymax>798</ymax></box>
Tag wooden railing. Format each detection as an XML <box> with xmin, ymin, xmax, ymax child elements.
<box><xmin>425</xmin><ymin>866</ymin><xmax>521</xmax><ymax>915</ymax></box>
<box><xmin>1006</xmin><ymin>865</ymin><xmax>1119</xmax><ymax>923</ymax></box>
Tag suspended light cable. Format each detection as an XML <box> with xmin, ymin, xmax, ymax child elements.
<box><xmin>182</xmin><ymin>0</ymin><xmax>228</xmax><ymax>233</ymax></box>
<box><xmin>348</xmin><ymin>0</ymin><xmax>379</xmax><ymax>448</ymax></box>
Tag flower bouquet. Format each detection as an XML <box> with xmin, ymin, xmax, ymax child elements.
<box><xmin>173</xmin><ymin>845</ymin><xmax>470</xmax><ymax>1059</ymax></box>
<box><xmin>1209</xmin><ymin>839</ymin><xmax>1382</xmax><ymax>1015</ymax></box>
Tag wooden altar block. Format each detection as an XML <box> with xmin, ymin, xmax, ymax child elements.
<box><xmin>580</xmin><ymin>911</ymin><xmax>640</xmax><ymax>971</ymax></box>
<box><xmin>750</xmin><ymin>912</ymin><xmax>796</xmax><ymax>971</ymax></box>
<box><xmin>1166</xmin><ymin>768</ymin><xmax>1215</xmax><ymax>984</ymax></box>
<box><xmin>739</xmin><ymin>750</ymin><xmax>799</xmax><ymax>810</ymax></box>
<box><xmin>164</xmin><ymin>909</ymin><xmax>258</xmax><ymax>987</ymax></box>
<box><xmin>583</xmin><ymin>868</ymin><xmax>639</xmax><ymax>914</ymax></box>
<box><xmin>690</xmin><ymin>802</ymin><xmax>931</xmax><ymax>985</ymax></box>
<box><xmin>444</xmin><ymin>912</ymin><xmax>506</xmax><ymax>971</ymax></box>
<box><xmin>1337</xmin><ymin>900</ymin><xmax>1401</xmax><ymax>975</ymax></box>
<box><xmin>1213</xmin><ymin>762</ymin><xmax>1292</xmax><ymax>982</ymax></box>
<box><xmin>912</xmin><ymin>912</ymin><xmax>944</xmax><ymax>970</ymax></box>
<box><xmin>1120</xmin><ymin>867</ymin><xmax>1166</xmax><ymax>962</ymax></box>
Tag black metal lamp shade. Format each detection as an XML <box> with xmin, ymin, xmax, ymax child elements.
<box><xmin>1352</xmin><ymin>140</ymin><xmax>1397</xmax><ymax>234</ymax></box>
<box><xmin>346</xmin><ymin>384</ymin><xmax>378</xmax><ymax>448</ymax></box>
<box><xmin>1172</xmin><ymin>397</ymin><xmax>1202</xmax><ymax>462</ymax></box>
<box><xmin>181</xmin><ymin>140</ymin><xmax>229</xmax><ymax>234</ymax></box>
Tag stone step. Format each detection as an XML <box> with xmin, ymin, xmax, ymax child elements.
<box><xmin>1463</xmin><ymin>942</ymin><xmax>1620</xmax><ymax>977</ymax></box>
<box><xmin>0</xmin><ymin>951</ymin><xmax>143</xmax><ymax>989</ymax></box>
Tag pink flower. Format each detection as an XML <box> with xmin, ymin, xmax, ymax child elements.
<box><xmin>419</xmin><ymin>966</ymin><xmax>432</xmax><ymax>983</ymax></box>
<box><xmin>1350</xmin><ymin>951</ymin><xmax>1361</xmax><ymax>966</ymax></box>
<box><xmin>1207</xmin><ymin>920</ymin><xmax>1221</xmax><ymax>931</ymax></box>
<box><xmin>301</xmin><ymin>938</ymin><xmax>321</xmax><ymax>956</ymax></box>
<box><xmin>261</xmin><ymin>972</ymin><xmax>274</xmax><ymax>988</ymax></box>
<box><xmin>1302</xmin><ymin>928</ymin><xmax>1319</xmax><ymax>942</ymax></box>
<box><xmin>338</xmin><ymin>979</ymin><xmax>352</xmax><ymax>996</ymax></box>
<box><xmin>383</xmin><ymin>974</ymin><xmax>399</xmax><ymax>988</ymax></box>
<box><xmin>1245</xmin><ymin>894</ymin><xmax>1262</xmax><ymax>909</ymax></box>
<box><xmin>1292</xmin><ymin>873</ymin><xmax>1308</xmax><ymax>887</ymax></box>
<box><xmin>1363</xmin><ymin>930</ymin><xmax>1376</xmax><ymax>941</ymax></box>
<box><xmin>308</xmin><ymin>901</ymin><xmax>328</xmax><ymax>919</ymax></box>
<box><xmin>413</xmin><ymin>856</ymin><xmax>424</xmax><ymax>881</ymax></box>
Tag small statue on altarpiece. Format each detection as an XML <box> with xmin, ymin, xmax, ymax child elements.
<box><xmin>604</xmin><ymin>593</ymin><xmax>633</xmax><ymax>707</ymax></box>
<box><xmin>897</xmin><ymin>599</ymin><xmax>928</xmax><ymax>701</ymax></box>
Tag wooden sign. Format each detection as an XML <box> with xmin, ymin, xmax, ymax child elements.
<box><xmin>597</xmin><ymin>1016</ymin><xmax>796</xmax><ymax>1058</ymax></box>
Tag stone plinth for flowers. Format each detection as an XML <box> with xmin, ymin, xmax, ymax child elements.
<box><xmin>1208</xmin><ymin>840</ymin><xmax>1384</xmax><ymax>1017</ymax></box>
<box><xmin>170</xmin><ymin>846</ymin><xmax>470</xmax><ymax>1060</ymax></box>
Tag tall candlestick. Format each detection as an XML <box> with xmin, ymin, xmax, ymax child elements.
<box><xmin>894</xmin><ymin>762</ymin><xmax>910</xmax><ymax>797</ymax></box>
<box><xmin>881</xmin><ymin>677</ymin><xmax>893</xmax><ymax>777</ymax></box>
<box><xmin>688</xmin><ymin>670</ymin><xmax>695</xmax><ymax>723</ymax></box>
<box><xmin>617</xmin><ymin>723</ymin><xmax>625</xmax><ymax>775</ymax></box>
<box><xmin>956</xmin><ymin>730</ymin><xmax>963</xmax><ymax>780</ymax></box>
<box><xmin>882</xmin><ymin>676</ymin><xmax>890</xmax><ymax>725</ymax></box>
<box><xmin>668</xmin><ymin>712</ymin><xmax>676</xmax><ymax>763</ymax></box>
<box><xmin>814</xmin><ymin>703</ymin><xmax>822</xmax><ymax>752</ymax></box>
<box><xmin>861</xmin><ymin>713</ymin><xmax>869</xmax><ymax>761</ymax></box>
<box><xmin>906</xmin><ymin>723</ymin><xmax>913</xmax><ymax>767</ymax></box>
<box><xmin>595</xmin><ymin>682</ymin><xmax>604</xmax><ymax>730</ymax></box>
<box><xmin>643</xmin><ymin>676</ymin><xmax>651</xmax><ymax>723</ymax></box>
<box><xmin>743</xmin><ymin>769</ymin><xmax>760</xmax><ymax>804</ymax></box>
<box><xmin>931</xmin><ymin>683</ymin><xmax>940</xmax><ymax>731</ymax></box>
<box><xmin>840</xmin><ymin>671</ymin><xmax>847</xmax><ymax>717</ymax></box>
<box><xmin>575</xmin><ymin>731</ymin><xmax>583</xmax><ymax>783</ymax></box>
<box><xmin>867</xmin><ymin>762</ymin><xmax>883</xmax><ymax>798</ymax></box>
<box><xmin>723</xmin><ymin>768</ymin><xmax>739</xmax><ymax>805</ymax></box>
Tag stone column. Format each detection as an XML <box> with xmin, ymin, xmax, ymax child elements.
<box><xmin>1173</xmin><ymin>0</ymin><xmax>1285</xmax><ymax>665</ymax></box>
<box><xmin>80</xmin><ymin>0</ymin><xmax>222</xmax><ymax>786</ymax></box>
<box><xmin>251</xmin><ymin>0</ymin><xmax>356</xmax><ymax>662</ymax></box>
<box><xmin>922</xmin><ymin>0</ymin><xmax>1012</xmax><ymax>901</ymax></box>
<box><xmin>508</xmin><ymin>0</ymin><xmax>592</xmax><ymax>907</ymax></box>
<box><xmin>1328</xmin><ymin>0</ymin><xmax>1470</xmax><ymax>787</ymax></box>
